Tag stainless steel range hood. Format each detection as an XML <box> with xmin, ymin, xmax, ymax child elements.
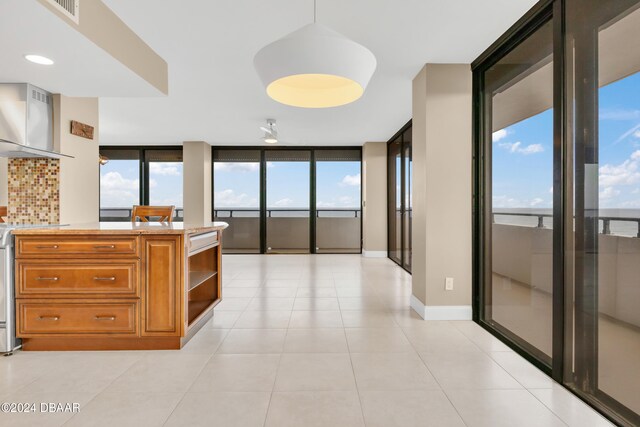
<box><xmin>0</xmin><ymin>83</ymin><xmax>72</xmax><ymax>159</ymax></box>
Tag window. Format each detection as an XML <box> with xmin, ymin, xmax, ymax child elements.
<box><xmin>99</xmin><ymin>149</ymin><xmax>141</xmax><ymax>221</ymax></box>
<box><xmin>212</xmin><ymin>147</ymin><xmax>362</xmax><ymax>254</ymax></box>
<box><xmin>147</xmin><ymin>149</ymin><xmax>183</xmax><ymax>213</ymax></box>
<box><xmin>99</xmin><ymin>147</ymin><xmax>183</xmax><ymax>221</ymax></box>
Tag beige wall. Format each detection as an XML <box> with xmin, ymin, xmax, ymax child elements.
<box><xmin>362</xmin><ymin>141</ymin><xmax>387</xmax><ymax>255</ymax></box>
<box><xmin>54</xmin><ymin>95</ymin><xmax>99</xmax><ymax>224</ymax></box>
<box><xmin>183</xmin><ymin>141</ymin><xmax>212</xmax><ymax>224</ymax></box>
<box><xmin>411</xmin><ymin>64</ymin><xmax>472</xmax><ymax>316</ymax></box>
<box><xmin>37</xmin><ymin>0</ymin><xmax>168</xmax><ymax>95</ymax></box>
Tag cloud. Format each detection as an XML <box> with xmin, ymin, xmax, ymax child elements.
<box><xmin>614</xmin><ymin>123</ymin><xmax>640</xmax><ymax>144</ymax></box>
<box><xmin>214</xmin><ymin>162</ymin><xmax>259</xmax><ymax>173</ymax></box>
<box><xmin>214</xmin><ymin>189</ymin><xmax>258</xmax><ymax>208</ymax></box>
<box><xmin>149</xmin><ymin>162</ymin><xmax>181</xmax><ymax>176</ymax></box>
<box><xmin>634</xmin><ymin>130</ymin><xmax>640</xmax><ymax>139</ymax></box>
<box><xmin>498</xmin><ymin>141</ymin><xmax>544</xmax><ymax>155</ymax></box>
<box><xmin>340</xmin><ymin>173</ymin><xmax>361</xmax><ymax>187</ymax></box>
<box><xmin>599</xmin><ymin>150</ymin><xmax>640</xmax><ymax>187</ymax></box>
<box><xmin>273</xmin><ymin>198</ymin><xmax>293</xmax><ymax>207</ymax></box>
<box><xmin>492</xmin><ymin>129</ymin><xmax>508</xmax><ymax>142</ymax></box>
<box><xmin>493</xmin><ymin>195</ymin><xmax>551</xmax><ymax>209</ymax></box>
<box><xmin>317</xmin><ymin>201</ymin><xmax>336</xmax><ymax>208</ymax></box>
<box><xmin>100</xmin><ymin>171</ymin><xmax>139</xmax><ymax>207</ymax></box>
<box><xmin>600</xmin><ymin>187</ymin><xmax>620</xmax><ymax>200</ymax></box>
<box><xmin>600</xmin><ymin>108</ymin><xmax>640</xmax><ymax>121</ymax></box>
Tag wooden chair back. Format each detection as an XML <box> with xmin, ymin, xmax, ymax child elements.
<box><xmin>131</xmin><ymin>205</ymin><xmax>175</xmax><ymax>223</ymax></box>
<box><xmin>0</xmin><ymin>206</ymin><xmax>7</xmax><ymax>223</ymax></box>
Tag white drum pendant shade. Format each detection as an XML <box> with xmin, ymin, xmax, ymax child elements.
<box><xmin>254</xmin><ymin>23</ymin><xmax>376</xmax><ymax>108</ymax></box>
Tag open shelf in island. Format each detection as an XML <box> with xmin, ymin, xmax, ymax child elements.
<box><xmin>186</xmin><ymin>234</ymin><xmax>221</xmax><ymax>328</ymax></box>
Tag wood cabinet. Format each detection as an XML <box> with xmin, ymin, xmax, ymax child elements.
<box><xmin>13</xmin><ymin>226</ymin><xmax>224</xmax><ymax>351</ymax></box>
<box><xmin>141</xmin><ymin>236</ymin><xmax>181</xmax><ymax>336</ymax></box>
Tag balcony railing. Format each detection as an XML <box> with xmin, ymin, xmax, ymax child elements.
<box><xmin>213</xmin><ymin>208</ymin><xmax>361</xmax><ymax>253</ymax></box>
<box><xmin>213</xmin><ymin>208</ymin><xmax>361</xmax><ymax>218</ymax></box>
<box><xmin>492</xmin><ymin>211</ymin><xmax>640</xmax><ymax>238</ymax></box>
<box><xmin>100</xmin><ymin>207</ymin><xmax>184</xmax><ymax>222</ymax></box>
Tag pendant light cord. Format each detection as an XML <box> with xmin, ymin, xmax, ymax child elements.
<box><xmin>314</xmin><ymin>0</ymin><xmax>317</xmax><ymax>23</ymax></box>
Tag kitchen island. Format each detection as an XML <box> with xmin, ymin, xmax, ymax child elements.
<box><xmin>11</xmin><ymin>221</ymin><xmax>228</xmax><ymax>351</ymax></box>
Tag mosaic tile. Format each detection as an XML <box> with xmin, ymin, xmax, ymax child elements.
<box><xmin>7</xmin><ymin>158</ymin><xmax>60</xmax><ymax>224</ymax></box>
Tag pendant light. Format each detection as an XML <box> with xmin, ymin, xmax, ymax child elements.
<box><xmin>254</xmin><ymin>0</ymin><xmax>376</xmax><ymax>108</ymax></box>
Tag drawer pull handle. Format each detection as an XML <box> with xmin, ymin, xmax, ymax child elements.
<box><xmin>35</xmin><ymin>277</ymin><xmax>59</xmax><ymax>281</ymax></box>
<box><xmin>36</xmin><ymin>245</ymin><xmax>59</xmax><ymax>249</ymax></box>
<box><xmin>37</xmin><ymin>315</ymin><xmax>60</xmax><ymax>321</ymax></box>
<box><xmin>94</xmin><ymin>245</ymin><xmax>116</xmax><ymax>249</ymax></box>
<box><xmin>93</xmin><ymin>276</ymin><xmax>116</xmax><ymax>281</ymax></box>
<box><xmin>94</xmin><ymin>316</ymin><xmax>116</xmax><ymax>321</ymax></box>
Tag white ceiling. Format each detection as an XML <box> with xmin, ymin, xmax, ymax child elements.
<box><xmin>100</xmin><ymin>0</ymin><xmax>537</xmax><ymax>146</ymax></box>
<box><xmin>0</xmin><ymin>0</ymin><xmax>162</xmax><ymax>98</ymax></box>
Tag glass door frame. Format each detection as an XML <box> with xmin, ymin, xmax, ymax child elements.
<box><xmin>212</xmin><ymin>146</ymin><xmax>363</xmax><ymax>255</ymax></box>
<box><xmin>387</xmin><ymin>120</ymin><xmax>412</xmax><ymax>273</ymax></box>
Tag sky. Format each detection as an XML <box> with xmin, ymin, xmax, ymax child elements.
<box><xmin>492</xmin><ymin>71</ymin><xmax>640</xmax><ymax>210</ymax></box>
<box><xmin>99</xmin><ymin>158</ymin><xmax>361</xmax><ymax>211</ymax></box>
<box><xmin>100</xmin><ymin>161</ymin><xmax>183</xmax><ymax>208</ymax></box>
<box><xmin>213</xmin><ymin>160</ymin><xmax>361</xmax><ymax>210</ymax></box>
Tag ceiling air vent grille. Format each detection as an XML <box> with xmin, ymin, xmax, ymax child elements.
<box><xmin>32</xmin><ymin>88</ymin><xmax>50</xmax><ymax>105</ymax></box>
<box><xmin>45</xmin><ymin>0</ymin><xmax>80</xmax><ymax>24</ymax></box>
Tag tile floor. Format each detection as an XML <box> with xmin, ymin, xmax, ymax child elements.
<box><xmin>0</xmin><ymin>254</ymin><xmax>615</xmax><ymax>426</ymax></box>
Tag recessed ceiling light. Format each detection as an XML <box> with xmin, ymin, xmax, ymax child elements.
<box><xmin>24</xmin><ymin>54</ymin><xmax>54</xmax><ymax>65</ymax></box>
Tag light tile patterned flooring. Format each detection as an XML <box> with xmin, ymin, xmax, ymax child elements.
<box><xmin>0</xmin><ymin>255</ymin><xmax>614</xmax><ymax>427</ymax></box>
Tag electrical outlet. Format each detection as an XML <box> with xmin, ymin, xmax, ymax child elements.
<box><xmin>445</xmin><ymin>277</ymin><xmax>454</xmax><ymax>291</ymax></box>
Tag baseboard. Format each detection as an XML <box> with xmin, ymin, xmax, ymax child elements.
<box><xmin>362</xmin><ymin>250</ymin><xmax>387</xmax><ymax>258</ymax></box>
<box><xmin>410</xmin><ymin>295</ymin><xmax>472</xmax><ymax>320</ymax></box>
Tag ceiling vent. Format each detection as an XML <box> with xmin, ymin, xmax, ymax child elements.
<box><xmin>45</xmin><ymin>0</ymin><xmax>80</xmax><ymax>24</ymax></box>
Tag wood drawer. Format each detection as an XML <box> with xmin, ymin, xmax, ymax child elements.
<box><xmin>16</xmin><ymin>236</ymin><xmax>138</xmax><ymax>258</ymax></box>
<box><xmin>17</xmin><ymin>301</ymin><xmax>138</xmax><ymax>336</ymax></box>
<box><xmin>187</xmin><ymin>231</ymin><xmax>218</xmax><ymax>255</ymax></box>
<box><xmin>17</xmin><ymin>261</ymin><xmax>139</xmax><ymax>298</ymax></box>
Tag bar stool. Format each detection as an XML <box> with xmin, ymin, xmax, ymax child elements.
<box><xmin>131</xmin><ymin>205</ymin><xmax>175</xmax><ymax>223</ymax></box>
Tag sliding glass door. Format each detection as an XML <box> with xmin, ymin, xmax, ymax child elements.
<box><xmin>474</xmin><ymin>0</ymin><xmax>640</xmax><ymax>424</ymax></box>
<box><xmin>483</xmin><ymin>15</ymin><xmax>555</xmax><ymax>365</ymax></box>
<box><xmin>212</xmin><ymin>150</ymin><xmax>261</xmax><ymax>253</ymax></box>
<box><xmin>265</xmin><ymin>150</ymin><xmax>311</xmax><ymax>254</ymax></box>
<box><xmin>315</xmin><ymin>149</ymin><xmax>362</xmax><ymax>253</ymax></box>
<box><xmin>387</xmin><ymin>122</ymin><xmax>412</xmax><ymax>272</ymax></box>
<box><xmin>566</xmin><ymin>0</ymin><xmax>640</xmax><ymax>421</ymax></box>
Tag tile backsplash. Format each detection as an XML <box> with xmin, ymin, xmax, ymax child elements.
<box><xmin>8</xmin><ymin>158</ymin><xmax>60</xmax><ymax>224</ymax></box>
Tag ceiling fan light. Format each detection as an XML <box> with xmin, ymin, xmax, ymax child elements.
<box><xmin>264</xmin><ymin>136</ymin><xmax>278</xmax><ymax>144</ymax></box>
<box><xmin>254</xmin><ymin>23</ymin><xmax>376</xmax><ymax>108</ymax></box>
